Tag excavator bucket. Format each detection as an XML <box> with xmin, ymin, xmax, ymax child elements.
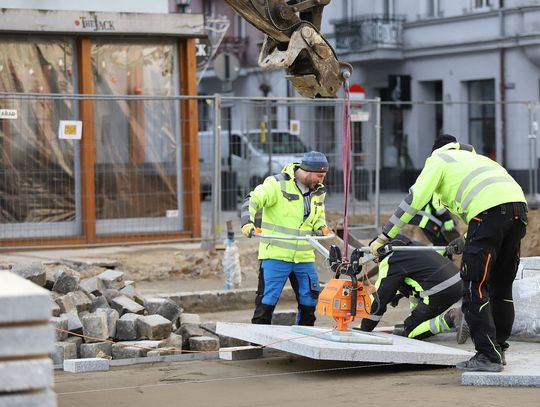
<box><xmin>224</xmin><ymin>0</ymin><xmax>352</xmax><ymax>98</ymax></box>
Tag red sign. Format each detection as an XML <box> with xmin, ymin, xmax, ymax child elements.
<box><xmin>349</xmin><ymin>83</ymin><xmax>365</xmax><ymax>100</ymax></box>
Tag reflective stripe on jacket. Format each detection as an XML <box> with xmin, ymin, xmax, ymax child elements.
<box><xmin>241</xmin><ymin>163</ymin><xmax>327</xmax><ymax>263</ymax></box>
<box><xmin>383</xmin><ymin>142</ymin><xmax>526</xmax><ymax>238</ymax></box>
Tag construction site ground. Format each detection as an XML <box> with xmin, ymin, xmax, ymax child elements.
<box><xmin>3</xmin><ymin>208</ymin><xmax>540</xmax><ymax>406</ymax></box>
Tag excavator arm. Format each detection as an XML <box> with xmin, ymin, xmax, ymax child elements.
<box><xmin>224</xmin><ymin>0</ymin><xmax>352</xmax><ymax>98</ymax></box>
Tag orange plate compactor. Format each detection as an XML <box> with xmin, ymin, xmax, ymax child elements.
<box><xmin>317</xmin><ymin>246</ymin><xmax>373</xmax><ymax>331</ymax></box>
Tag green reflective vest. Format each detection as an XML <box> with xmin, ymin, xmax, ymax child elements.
<box><xmin>247</xmin><ymin>163</ymin><xmax>327</xmax><ymax>262</ymax></box>
<box><xmin>384</xmin><ymin>142</ymin><xmax>526</xmax><ymax>238</ymax></box>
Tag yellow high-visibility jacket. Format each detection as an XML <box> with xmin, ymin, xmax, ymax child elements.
<box><xmin>383</xmin><ymin>142</ymin><xmax>526</xmax><ymax>238</ymax></box>
<box><xmin>241</xmin><ymin>163</ymin><xmax>327</xmax><ymax>262</ymax></box>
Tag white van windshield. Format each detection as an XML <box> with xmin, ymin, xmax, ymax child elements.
<box><xmin>247</xmin><ymin>132</ymin><xmax>308</xmax><ymax>154</ymax></box>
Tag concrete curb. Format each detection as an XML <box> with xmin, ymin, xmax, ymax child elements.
<box><xmin>162</xmin><ymin>287</ymin><xmax>296</xmax><ymax>313</ymax></box>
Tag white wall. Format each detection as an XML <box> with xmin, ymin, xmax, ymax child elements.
<box><xmin>0</xmin><ymin>0</ymin><xmax>169</xmax><ymax>13</ymax></box>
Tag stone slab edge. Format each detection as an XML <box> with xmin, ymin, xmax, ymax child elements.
<box><xmin>462</xmin><ymin>372</ymin><xmax>540</xmax><ymax>387</ymax></box>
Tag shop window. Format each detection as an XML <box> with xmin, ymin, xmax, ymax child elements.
<box><xmin>91</xmin><ymin>39</ymin><xmax>180</xmax><ymax>221</ymax></box>
<box><xmin>0</xmin><ymin>38</ymin><xmax>76</xmax><ymax>224</ymax></box>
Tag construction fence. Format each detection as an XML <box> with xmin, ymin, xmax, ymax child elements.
<box><xmin>0</xmin><ymin>93</ymin><xmax>539</xmax><ymax>248</ymax></box>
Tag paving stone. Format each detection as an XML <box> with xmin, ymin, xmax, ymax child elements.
<box><xmin>44</xmin><ymin>270</ymin><xmax>56</xmax><ymax>290</ymax></box>
<box><xmin>55</xmin><ymin>293</ymin><xmax>77</xmax><ymax>313</ymax></box>
<box><xmin>0</xmin><ymin>389</ymin><xmax>57</xmax><ymax>407</ymax></box>
<box><xmin>147</xmin><ymin>348</ymin><xmax>177</xmax><ymax>357</ymax></box>
<box><xmin>64</xmin><ymin>336</ymin><xmax>83</xmax><ymax>357</ymax></box>
<box><xmin>64</xmin><ymin>358</ymin><xmax>109</xmax><ymax>373</ymax></box>
<box><xmin>103</xmin><ymin>288</ymin><xmax>122</xmax><ymax>303</ymax></box>
<box><xmin>50</xmin><ymin>316</ymin><xmax>69</xmax><ymax>341</ymax></box>
<box><xmin>60</xmin><ymin>311</ymin><xmax>83</xmax><ymax>334</ymax></box>
<box><xmin>144</xmin><ymin>297</ymin><xmax>181</xmax><ymax>322</ymax></box>
<box><xmin>462</xmin><ymin>347</ymin><xmax>540</xmax><ymax>387</ymax></box>
<box><xmin>116</xmin><ymin>313</ymin><xmax>141</xmax><ymax>341</ymax></box>
<box><xmin>112</xmin><ymin>343</ymin><xmax>151</xmax><ymax>359</ymax></box>
<box><xmin>0</xmin><ymin>358</ymin><xmax>53</xmax><ymax>392</ymax></box>
<box><xmin>81</xmin><ymin>313</ymin><xmax>109</xmax><ymax>343</ymax></box>
<box><xmin>216</xmin><ymin>322</ymin><xmax>474</xmax><ymax>366</ymax></box>
<box><xmin>80</xmin><ymin>342</ymin><xmax>112</xmax><ymax>358</ymax></box>
<box><xmin>97</xmin><ymin>269</ymin><xmax>124</xmax><ymax>289</ymax></box>
<box><xmin>219</xmin><ymin>345</ymin><xmax>263</xmax><ymax>361</ymax></box>
<box><xmin>137</xmin><ymin>314</ymin><xmax>172</xmax><ymax>340</ymax></box>
<box><xmin>51</xmin><ymin>299</ymin><xmax>61</xmax><ymax>317</ymax></box>
<box><xmin>0</xmin><ymin>325</ymin><xmax>54</xmax><ymax>358</ymax></box>
<box><xmin>176</xmin><ymin>323</ymin><xmax>204</xmax><ymax>349</ymax></box>
<box><xmin>272</xmin><ymin>309</ymin><xmax>297</xmax><ymax>326</ymax></box>
<box><xmin>10</xmin><ymin>262</ymin><xmax>46</xmax><ymax>286</ymax></box>
<box><xmin>90</xmin><ymin>294</ymin><xmax>110</xmax><ymax>311</ymax></box>
<box><xmin>80</xmin><ymin>277</ymin><xmax>106</xmax><ymax>296</ymax></box>
<box><xmin>51</xmin><ymin>341</ymin><xmax>77</xmax><ymax>365</ymax></box>
<box><xmin>158</xmin><ymin>332</ymin><xmax>183</xmax><ymax>351</ymax></box>
<box><xmin>180</xmin><ymin>313</ymin><xmax>201</xmax><ymax>325</ymax></box>
<box><xmin>52</xmin><ymin>267</ymin><xmax>80</xmax><ymax>294</ymax></box>
<box><xmin>110</xmin><ymin>295</ymin><xmax>145</xmax><ymax>316</ymax></box>
<box><xmin>189</xmin><ymin>336</ymin><xmax>219</xmax><ymax>352</ymax></box>
<box><xmin>0</xmin><ymin>271</ymin><xmax>52</xmax><ymax>323</ymax></box>
<box><xmin>95</xmin><ymin>308</ymin><xmax>119</xmax><ymax>338</ymax></box>
<box><xmin>201</xmin><ymin>322</ymin><xmax>249</xmax><ymax>348</ymax></box>
<box><xmin>120</xmin><ymin>284</ymin><xmax>137</xmax><ymax>298</ymax></box>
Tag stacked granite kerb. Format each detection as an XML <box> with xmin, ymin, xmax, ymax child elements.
<box><xmin>0</xmin><ymin>271</ymin><xmax>57</xmax><ymax>406</ymax></box>
<box><xmin>8</xmin><ymin>263</ymin><xmax>248</xmax><ymax>367</ymax></box>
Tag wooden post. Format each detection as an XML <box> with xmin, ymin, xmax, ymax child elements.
<box><xmin>179</xmin><ymin>38</ymin><xmax>201</xmax><ymax>237</ymax></box>
<box><xmin>77</xmin><ymin>37</ymin><xmax>96</xmax><ymax>243</ymax></box>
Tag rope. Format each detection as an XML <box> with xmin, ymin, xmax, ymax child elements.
<box><xmin>342</xmin><ymin>84</ymin><xmax>352</xmax><ymax>257</ymax></box>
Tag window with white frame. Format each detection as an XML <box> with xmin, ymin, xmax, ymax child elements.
<box><xmin>424</xmin><ymin>0</ymin><xmax>442</xmax><ymax>17</ymax></box>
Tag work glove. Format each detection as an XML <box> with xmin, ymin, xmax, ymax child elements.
<box><xmin>241</xmin><ymin>223</ymin><xmax>256</xmax><ymax>238</ymax></box>
<box><xmin>369</xmin><ymin>233</ymin><xmax>389</xmax><ymax>257</ymax></box>
<box><xmin>315</xmin><ymin>226</ymin><xmax>331</xmax><ymax>236</ymax></box>
<box><xmin>390</xmin><ymin>293</ymin><xmax>404</xmax><ymax>308</ymax></box>
<box><xmin>445</xmin><ymin>235</ymin><xmax>466</xmax><ymax>256</ymax></box>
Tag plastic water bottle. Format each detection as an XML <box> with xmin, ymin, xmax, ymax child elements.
<box><xmin>223</xmin><ymin>230</ymin><xmax>242</xmax><ymax>290</ymax></box>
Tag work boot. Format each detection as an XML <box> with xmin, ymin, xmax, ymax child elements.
<box><xmin>447</xmin><ymin>307</ymin><xmax>470</xmax><ymax>344</ymax></box>
<box><xmin>392</xmin><ymin>324</ymin><xmax>406</xmax><ymax>337</ymax></box>
<box><xmin>456</xmin><ymin>353</ymin><xmax>504</xmax><ymax>372</ymax></box>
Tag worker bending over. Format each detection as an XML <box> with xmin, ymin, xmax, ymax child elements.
<box><xmin>360</xmin><ymin>235</ymin><xmax>465</xmax><ymax>341</ymax></box>
<box><xmin>241</xmin><ymin>151</ymin><xmax>330</xmax><ymax>326</ymax></box>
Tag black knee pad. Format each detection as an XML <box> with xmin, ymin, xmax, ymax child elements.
<box><xmin>252</xmin><ymin>303</ymin><xmax>275</xmax><ymax>325</ymax></box>
<box><xmin>297</xmin><ymin>305</ymin><xmax>316</xmax><ymax>326</ymax></box>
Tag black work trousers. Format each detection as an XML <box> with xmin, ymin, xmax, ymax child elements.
<box><xmin>460</xmin><ymin>202</ymin><xmax>527</xmax><ymax>363</ymax></box>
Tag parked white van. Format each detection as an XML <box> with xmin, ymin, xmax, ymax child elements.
<box><xmin>198</xmin><ymin>129</ymin><xmax>308</xmax><ymax>199</ymax></box>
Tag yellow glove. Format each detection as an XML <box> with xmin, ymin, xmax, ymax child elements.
<box><xmin>369</xmin><ymin>233</ymin><xmax>389</xmax><ymax>257</ymax></box>
<box><xmin>241</xmin><ymin>223</ymin><xmax>256</xmax><ymax>238</ymax></box>
<box><xmin>315</xmin><ymin>227</ymin><xmax>331</xmax><ymax>236</ymax></box>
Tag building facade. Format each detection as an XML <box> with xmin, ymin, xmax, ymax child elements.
<box><xmin>0</xmin><ymin>1</ymin><xmax>204</xmax><ymax>247</ymax></box>
<box><xmin>198</xmin><ymin>0</ymin><xmax>540</xmax><ymax>192</ymax></box>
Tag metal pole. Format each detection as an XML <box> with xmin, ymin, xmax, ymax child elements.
<box><xmin>533</xmin><ymin>103</ymin><xmax>538</xmax><ymax>198</ymax></box>
<box><xmin>528</xmin><ymin>102</ymin><xmax>534</xmax><ymax>200</ymax></box>
<box><xmin>374</xmin><ymin>97</ymin><xmax>381</xmax><ymax>229</ymax></box>
<box><xmin>211</xmin><ymin>94</ymin><xmax>222</xmax><ymax>246</ymax></box>
<box><xmin>266</xmin><ymin>99</ymin><xmax>273</xmax><ymax>176</ymax></box>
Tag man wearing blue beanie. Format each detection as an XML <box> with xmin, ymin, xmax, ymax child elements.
<box><xmin>240</xmin><ymin>151</ymin><xmax>330</xmax><ymax>326</ymax></box>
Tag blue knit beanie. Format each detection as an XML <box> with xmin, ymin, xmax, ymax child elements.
<box><xmin>300</xmin><ymin>151</ymin><xmax>329</xmax><ymax>173</ymax></box>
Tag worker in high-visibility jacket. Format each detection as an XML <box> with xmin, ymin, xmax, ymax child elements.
<box><xmin>409</xmin><ymin>193</ymin><xmax>460</xmax><ymax>247</ymax></box>
<box><xmin>369</xmin><ymin>134</ymin><xmax>528</xmax><ymax>372</ymax></box>
<box><xmin>359</xmin><ymin>235</ymin><xmax>466</xmax><ymax>341</ymax></box>
<box><xmin>240</xmin><ymin>151</ymin><xmax>330</xmax><ymax>326</ymax></box>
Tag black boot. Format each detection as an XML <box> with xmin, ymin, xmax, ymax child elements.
<box><xmin>297</xmin><ymin>305</ymin><xmax>316</xmax><ymax>326</ymax></box>
<box><xmin>252</xmin><ymin>303</ymin><xmax>275</xmax><ymax>325</ymax></box>
<box><xmin>456</xmin><ymin>352</ymin><xmax>503</xmax><ymax>372</ymax></box>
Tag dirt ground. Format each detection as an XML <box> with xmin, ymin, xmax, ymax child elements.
<box><xmin>54</xmin><ymin>354</ymin><xmax>540</xmax><ymax>407</ymax></box>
